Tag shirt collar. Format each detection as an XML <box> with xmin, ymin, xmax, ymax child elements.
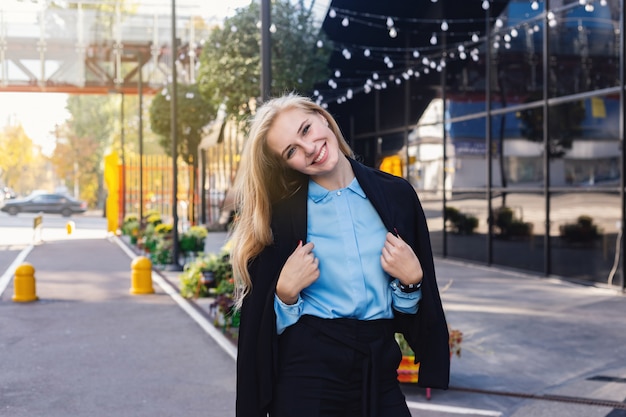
<box><xmin>308</xmin><ymin>177</ymin><xmax>366</xmax><ymax>203</ymax></box>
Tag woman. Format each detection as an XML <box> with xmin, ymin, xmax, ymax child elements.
<box><xmin>230</xmin><ymin>93</ymin><xmax>449</xmax><ymax>417</ymax></box>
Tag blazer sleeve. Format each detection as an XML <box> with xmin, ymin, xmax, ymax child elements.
<box><xmin>236</xmin><ymin>248</ymin><xmax>281</xmax><ymax>417</ymax></box>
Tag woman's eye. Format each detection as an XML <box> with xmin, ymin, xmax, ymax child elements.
<box><xmin>286</xmin><ymin>147</ymin><xmax>296</xmax><ymax>159</ymax></box>
<box><xmin>302</xmin><ymin>123</ymin><xmax>311</xmax><ymax>135</ymax></box>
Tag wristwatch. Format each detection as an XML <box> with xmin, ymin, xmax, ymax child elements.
<box><xmin>397</xmin><ymin>280</ymin><xmax>422</xmax><ymax>293</ymax></box>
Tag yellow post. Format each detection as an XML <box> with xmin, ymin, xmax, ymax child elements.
<box><xmin>66</xmin><ymin>221</ymin><xmax>75</xmax><ymax>235</ymax></box>
<box><xmin>130</xmin><ymin>256</ymin><xmax>154</xmax><ymax>295</ymax></box>
<box><xmin>12</xmin><ymin>263</ymin><xmax>39</xmax><ymax>303</ymax></box>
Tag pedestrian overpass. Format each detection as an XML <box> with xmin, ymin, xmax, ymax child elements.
<box><xmin>0</xmin><ymin>1</ymin><xmax>208</xmax><ymax>95</ymax></box>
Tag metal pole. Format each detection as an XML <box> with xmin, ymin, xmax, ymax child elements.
<box><xmin>485</xmin><ymin>4</ymin><xmax>493</xmax><ymax>266</ymax></box>
<box><xmin>616</xmin><ymin>0</ymin><xmax>626</xmax><ymax>291</ymax></box>
<box><xmin>138</xmin><ymin>53</ymin><xmax>144</xmax><ymax>222</ymax></box>
<box><xmin>441</xmin><ymin>31</ymin><xmax>448</xmax><ymax>258</ymax></box>
<box><xmin>170</xmin><ymin>0</ymin><xmax>181</xmax><ymax>269</ymax></box>
<box><xmin>543</xmin><ymin>0</ymin><xmax>551</xmax><ymax>277</ymax></box>
<box><xmin>260</xmin><ymin>0</ymin><xmax>271</xmax><ymax>102</ymax></box>
<box><xmin>120</xmin><ymin>92</ymin><xmax>126</xmax><ymax>222</ymax></box>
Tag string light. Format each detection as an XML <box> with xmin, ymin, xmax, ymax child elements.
<box><xmin>316</xmin><ymin>0</ymin><xmax>601</xmax><ymax>105</ymax></box>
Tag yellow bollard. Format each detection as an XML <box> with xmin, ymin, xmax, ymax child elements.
<box><xmin>130</xmin><ymin>256</ymin><xmax>154</xmax><ymax>295</ymax></box>
<box><xmin>66</xmin><ymin>221</ymin><xmax>75</xmax><ymax>235</ymax></box>
<box><xmin>12</xmin><ymin>263</ymin><xmax>39</xmax><ymax>303</ymax></box>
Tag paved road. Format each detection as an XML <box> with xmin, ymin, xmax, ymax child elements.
<box><xmin>1</xmin><ymin>213</ymin><xmax>625</xmax><ymax>417</ymax></box>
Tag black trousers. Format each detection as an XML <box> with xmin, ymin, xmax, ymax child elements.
<box><xmin>271</xmin><ymin>315</ymin><xmax>411</xmax><ymax>417</ymax></box>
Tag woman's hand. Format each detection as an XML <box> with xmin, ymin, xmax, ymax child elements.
<box><xmin>276</xmin><ymin>241</ymin><xmax>319</xmax><ymax>305</ymax></box>
<box><xmin>381</xmin><ymin>232</ymin><xmax>423</xmax><ymax>285</ymax></box>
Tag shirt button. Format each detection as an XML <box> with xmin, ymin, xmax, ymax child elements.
<box><xmin>336</xmin><ymin>191</ymin><xmax>342</xmax><ymax>196</ymax></box>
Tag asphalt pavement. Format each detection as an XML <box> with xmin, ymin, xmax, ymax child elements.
<box><xmin>1</xmin><ymin>224</ymin><xmax>625</xmax><ymax>417</ymax></box>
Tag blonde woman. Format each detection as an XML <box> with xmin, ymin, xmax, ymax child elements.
<box><xmin>231</xmin><ymin>93</ymin><xmax>449</xmax><ymax>417</ymax></box>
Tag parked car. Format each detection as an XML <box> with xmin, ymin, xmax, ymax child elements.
<box><xmin>0</xmin><ymin>192</ymin><xmax>87</xmax><ymax>217</ymax></box>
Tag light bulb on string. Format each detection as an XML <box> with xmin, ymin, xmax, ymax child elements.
<box><xmin>585</xmin><ymin>3</ymin><xmax>594</xmax><ymax>11</ymax></box>
<box><xmin>386</xmin><ymin>17</ymin><xmax>394</xmax><ymax>28</ymax></box>
<box><xmin>316</xmin><ymin>40</ymin><xmax>323</xmax><ymax>48</ymax></box>
<box><xmin>328</xmin><ymin>9</ymin><xmax>336</xmax><ymax>18</ymax></box>
<box><xmin>511</xmin><ymin>28</ymin><xmax>518</xmax><ymax>37</ymax></box>
<box><xmin>482</xmin><ymin>0</ymin><xmax>490</xmax><ymax>10</ymax></box>
<box><xmin>472</xmin><ymin>33</ymin><xmax>480</xmax><ymax>43</ymax></box>
<box><xmin>334</xmin><ymin>70</ymin><xmax>341</xmax><ymax>78</ymax></box>
<box><xmin>373</xmin><ymin>72</ymin><xmax>379</xmax><ymax>80</ymax></box>
<box><xmin>270</xmin><ymin>24</ymin><xmax>276</xmax><ymax>33</ymax></box>
<box><xmin>341</xmin><ymin>17</ymin><xmax>349</xmax><ymax>27</ymax></box>
<box><xmin>364</xmin><ymin>49</ymin><xmax>371</xmax><ymax>57</ymax></box>
<box><xmin>531</xmin><ymin>1</ymin><xmax>539</xmax><ymax>10</ymax></box>
<box><xmin>441</xmin><ymin>20</ymin><xmax>449</xmax><ymax>31</ymax></box>
<box><xmin>430</xmin><ymin>33</ymin><xmax>437</xmax><ymax>45</ymax></box>
<box><xmin>346</xmin><ymin>89</ymin><xmax>353</xmax><ymax>99</ymax></box>
<box><xmin>389</xmin><ymin>28</ymin><xmax>398</xmax><ymax>38</ymax></box>
<box><xmin>413</xmin><ymin>50</ymin><xmax>420</xmax><ymax>58</ymax></box>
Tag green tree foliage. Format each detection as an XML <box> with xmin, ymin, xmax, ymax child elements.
<box><xmin>55</xmin><ymin>95</ymin><xmax>116</xmax><ymax>207</ymax></box>
<box><xmin>197</xmin><ymin>0</ymin><xmax>331</xmax><ymax>121</ymax></box>
<box><xmin>518</xmin><ymin>96</ymin><xmax>586</xmax><ymax>158</ymax></box>
<box><xmin>148</xmin><ymin>83</ymin><xmax>216</xmax><ymax>166</ymax></box>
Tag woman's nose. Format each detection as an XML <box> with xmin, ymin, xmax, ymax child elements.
<box><xmin>301</xmin><ymin>140</ymin><xmax>315</xmax><ymax>155</ymax></box>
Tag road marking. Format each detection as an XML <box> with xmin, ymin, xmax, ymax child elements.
<box><xmin>0</xmin><ymin>244</ymin><xmax>34</xmax><ymax>297</ymax></box>
<box><xmin>406</xmin><ymin>401</ymin><xmax>502</xmax><ymax>416</ymax></box>
<box><xmin>110</xmin><ymin>234</ymin><xmax>238</xmax><ymax>361</ymax></box>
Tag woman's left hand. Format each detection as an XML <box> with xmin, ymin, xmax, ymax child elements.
<box><xmin>380</xmin><ymin>232</ymin><xmax>423</xmax><ymax>285</ymax></box>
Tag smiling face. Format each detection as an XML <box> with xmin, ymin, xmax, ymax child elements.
<box><xmin>266</xmin><ymin>107</ymin><xmax>350</xmax><ymax>187</ymax></box>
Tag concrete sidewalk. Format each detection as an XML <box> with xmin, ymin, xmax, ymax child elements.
<box><xmin>1</xmin><ymin>230</ymin><xmax>625</xmax><ymax>417</ymax></box>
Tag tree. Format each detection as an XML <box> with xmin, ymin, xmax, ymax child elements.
<box><xmin>148</xmin><ymin>83</ymin><xmax>217</xmax><ymax>221</ymax></box>
<box><xmin>58</xmin><ymin>95</ymin><xmax>117</xmax><ymax>208</ymax></box>
<box><xmin>50</xmin><ymin>125</ymin><xmax>100</xmax><ymax>207</ymax></box>
<box><xmin>0</xmin><ymin>124</ymin><xmax>51</xmax><ymax>195</ymax></box>
<box><xmin>518</xmin><ymin>95</ymin><xmax>586</xmax><ymax>158</ymax></box>
<box><xmin>197</xmin><ymin>0</ymin><xmax>331</xmax><ymax>122</ymax></box>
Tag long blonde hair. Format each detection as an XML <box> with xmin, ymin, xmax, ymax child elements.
<box><xmin>230</xmin><ymin>93</ymin><xmax>354</xmax><ymax>307</ymax></box>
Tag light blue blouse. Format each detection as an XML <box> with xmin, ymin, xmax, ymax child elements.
<box><xmin>274</xmin><ymin>178</ymin><xmax>420</xmax><ymax>335</ymax></box>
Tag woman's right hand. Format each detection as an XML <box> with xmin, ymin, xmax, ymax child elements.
<box><xmin>275</xmin><ymin>241</ymin><xmax>319</xmax><ymax>305</ymax></box>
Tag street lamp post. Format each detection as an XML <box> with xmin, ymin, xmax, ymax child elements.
<box><xmin>170</xmin><ymin>0</ymin><xmax>181</xmax><ymax>270</ymax></box>
<box><xmin>138</xmin><ymin>53</ymin><xmax>144</xmax><ymax>222</ymax></box>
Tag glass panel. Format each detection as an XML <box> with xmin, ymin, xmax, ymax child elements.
<box><xmin>444</xmin><ymin>193</ymin><xmax>488</xmax><ymax>263</ymax></box>
<box><xmin>489</xmin><ymin>0</ymin><xmax>545</xmax><ymax>107</ymax></box>
<box><xmin>549</xmin><ymin>0</ymin><xmax>619</xmax><ymax>97</ymax></box>
<box><xmin>551</xmin><ymin>192</ymin><xmax>620</xmax><ymax>286</ymax></box>
<box><xmin>492</xmin><ymin>192</ymin><xmax>544</xmax><ymax>273</ymax></box>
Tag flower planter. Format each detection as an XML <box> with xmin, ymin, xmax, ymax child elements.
<box><xmin>397</xmin><ymin>355</ymin><xmax>419</xmax><ymax>383</ymax></box>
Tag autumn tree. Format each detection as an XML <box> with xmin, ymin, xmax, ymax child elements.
<box><xmin>0</xmin><ymin>124</ymin><xmax>52</xmax><ymax>195</ymax></box>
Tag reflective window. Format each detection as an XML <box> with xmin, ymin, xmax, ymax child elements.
<box><xmin>550</xmin><ymin>192</ymin><xmax>620</xmax><ymax>285</ymax></box>
<box><xmin>491</xmin><ymin>192</ymin><xmax>544</xmax><ymax>274</ymax></box>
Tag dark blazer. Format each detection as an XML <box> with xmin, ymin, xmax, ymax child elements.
<box><xmin>236</xmin><ymin>158</ymin><xmax>450</xmax><ymax>417</ymax></box>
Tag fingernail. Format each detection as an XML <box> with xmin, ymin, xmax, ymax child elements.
<box><xmin>298</xmin><ymin>240</ymin><xmax>302</xmax><ymax>245</ymax></box>
<box><xmin>393</xmin><ymin>227</ymin><xmax>399</xmax><ymax>236</ymax></box>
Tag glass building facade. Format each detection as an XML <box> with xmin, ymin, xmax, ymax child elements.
<box><xmin>323</xmin><ymin>0</ymin><xmax>625</xmax><ymax>289</ymax></box>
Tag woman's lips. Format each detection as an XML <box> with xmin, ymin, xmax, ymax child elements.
<box><xmin>313</xmin><ymin>143</ymin><xmax>327</xmax><ymax>164</ymax></box>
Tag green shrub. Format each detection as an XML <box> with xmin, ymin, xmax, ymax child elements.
<box><xmin>445</xmin><ymin>206</ymin><xmax>479</xmax><ymax>235</ymax></box>
<box><xmin>180</xmin><ymin>226</ymin><xmax>208</xmax><ymax>254</ymax></box>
